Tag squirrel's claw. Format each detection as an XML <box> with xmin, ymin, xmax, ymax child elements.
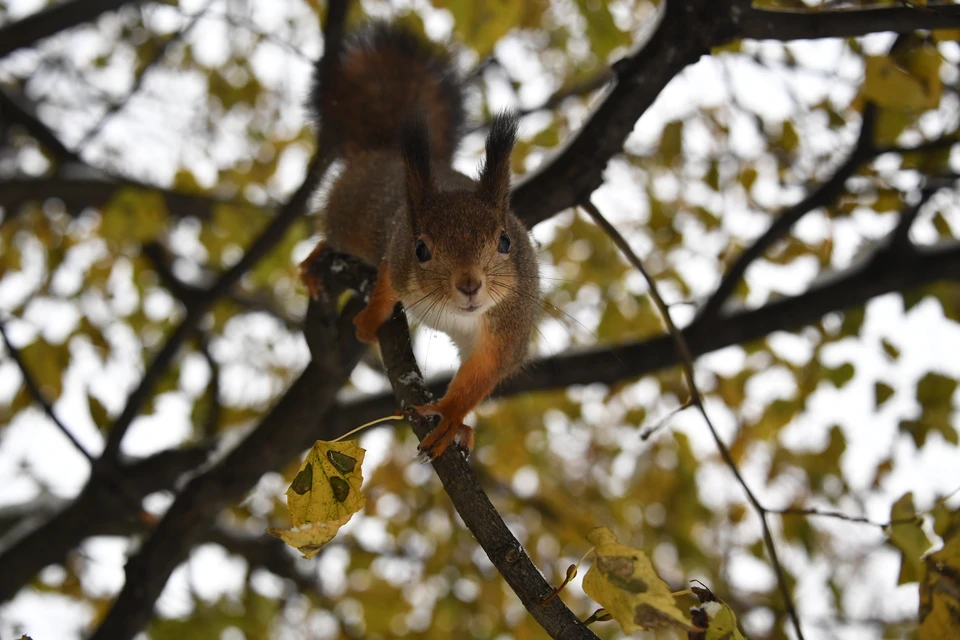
<box><xmin>410</xmin><ymin>405</ymin><xmax>474</xmax><ymax>460</ymax></box>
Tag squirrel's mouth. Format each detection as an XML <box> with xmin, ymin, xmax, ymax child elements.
<box><xmin>460</xmin><ymin>304</ymin><xmax>481</xmax><ymax>313</ymax></box>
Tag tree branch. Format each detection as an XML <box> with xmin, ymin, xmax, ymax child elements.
<box><xmin>0</xmin><ymin>0</ymin><xmax>145</xmax><ymax>59</ymax></box>
<box><xmin>0</xmin><ymin>174</ymin><xmax>258</xmax><ymax>223</ymax></box>
<box><xmin>738</xmin><ymin>3</ymin><xmax>960</xmax><ymax>42</ymax></box>
<box><xmin>696</xmin><ymin>105</ymin><xmax>877</xmax><ymax>324</ymax></box>
<box><xmin>76</xmin><ymin>3</ymin><xmax>211</xmax><ymax>150</ymax></box>
<box><xmin>0</xmin><ymin>319</ymin><xmax>95</xmax><ymax>465</ymax></box>
<box><xmin>372</xmin><ymin>312</ymin><xmax>600</xmax><ymax>638</ymax></box>
<box><xmin>0</xmin><ymin>444</ymin><xmax>211</xmax><ymax>604</ymax></box>
<box><xmin>100</xmin><ymin>149</ymin><xmax>329</xmax><ymax>460</ymax></box>
<box><xmin>88</xmin><ymin>267</ymin><xmax>367</xmax><ymax>639</ymax></box>
<box><xmin>0</xmin><ymin>86</ymin><xmax>78</xmax><ymax>162</ymax></box>
<box><xmin>512</xmin><ymin>0</ymin><xmax>743</xmax><ymax>227</ymax></box>
<box><xmin>580</xmin><ymin>199</ymin><xmax>804</xmax><ymax>639</ymax></box>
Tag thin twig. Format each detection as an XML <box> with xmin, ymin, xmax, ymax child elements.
<box><xmin>580</xmin><ymin>199</ymin><xmax>806</xmax><ymax>640</ymax></box>
<box><xmin>0</xmin><ymin>318</ymin><xmax>95</xmax><ymax>464</ymax></box>
<box><xmin>76</xmin><ymin>3</ymin><xmax>212</xmax><ymax>150</ymax></box>
<box><xmin>696</xmin><ymin>104</ymin><xmax>877</xmax><ymax>324</ymax></box>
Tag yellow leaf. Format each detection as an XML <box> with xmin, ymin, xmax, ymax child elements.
<box><xmin>267</xmin><ymin>514</ymin><xmax>355</xmax><ymax>560</ymax></box>
<box><xmin>581</xmin><ymin>527</ymin><xmax>698</xmax><ymax>633</ymax></box>
<box><xmin>20</xmin><ymin>338</ymin><xmax>70</xmax><ymax>399</ymax></box>
<box><xmin>267</xmin><ymin>440</ymin><xmax>366</xmax><ymax>559</ymax></box>
<box><xmin>886</xmin><ymin>492</ymin><xmax>932</xmax><ymax>584</ymax></box>
<box><xmin>691</xmin><ymin>585</ymin><xmax>748</xmax><ymax>639</ymax></box>
<box><xmin>101</xmin><ymin>188</ymin><xmax>168</xmax><ymax>244</ymax></box>
<box><xmin>918</xmin><ymin>534</ymin><xmax>960</xmax><ymax>639</ymax></box>
<box><xmin>862</xmin><ymin>55</ymin><xmax>938</xmax><ymax>110</ymax></box>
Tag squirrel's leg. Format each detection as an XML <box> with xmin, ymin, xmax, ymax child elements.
<box><xmin>298</xmin><ymin>241</ymin><xmax>330</xmax><ymax>300</ymax></box>
<box><xmin>353</xmin><ymin>259</ymin><xmax>399</xmax><ymax>344</ymax></box>
<box><xmin>415</xmin><ymin>329</ymin><xmax>501</xmax><ymax>459</ymax></box>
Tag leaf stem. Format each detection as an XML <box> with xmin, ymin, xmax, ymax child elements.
<box><xmin>331</xmin><ymin>415</ymin><xmax>405</xmax><ymax>443</ymax></box>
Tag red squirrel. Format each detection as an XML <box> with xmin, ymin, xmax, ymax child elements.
<box><xmin>300</xmin><ymin>24</ymin><xmax>539</xmax><ymax>459</ymax></box>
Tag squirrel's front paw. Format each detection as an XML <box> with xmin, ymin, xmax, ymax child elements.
<box><xmin>412</xmin><ymin>405</ymin><xmax>474</xmax><ymax>460</ymax></box>
<box><xmin>352</xmin><ymin>307</ymin><xmax>382</xmax><ymax>344</ymax></box>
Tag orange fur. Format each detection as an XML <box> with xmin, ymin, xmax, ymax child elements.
<box><xmin>352</xmin><ymin>260</ymin><xmax>398</xmax><ymax>343</ymax></box>
<box><xmin>415</xmin><ymin>322</ymin><xmax>503</xmax><ymax>458</ymax></box>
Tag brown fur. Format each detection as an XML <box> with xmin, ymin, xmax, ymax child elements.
<box><xmin>307</xmin><ymin>24</ymin><xmax>540</xmax><ymax>458</ymax></box>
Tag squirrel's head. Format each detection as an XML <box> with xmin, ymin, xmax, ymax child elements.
<box><xmin>400</xmin><ymin>112</ymin><xmax>522</xmax><ymax>318</ymax></box>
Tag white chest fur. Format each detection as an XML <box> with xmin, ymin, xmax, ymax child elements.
<box><xmin>405</xmin><ymin>301</ymin><xmax>485</xmax><ymax>357</ymax></box>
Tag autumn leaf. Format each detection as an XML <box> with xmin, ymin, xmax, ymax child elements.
<box><xmin>886</xmin><ymin>492</ymin><xmax>932</xmax><ymax>584</ymax></box>
<box><xmin>581</xmin><ymin>526</ymin><xmax>698</xmax><ymax>634</ymax></box>
<box><xmin>267</xmin><ymin>440</ymin><xmax>366</xmax><ymax>559</ymax></box>
<box><xmin>917</xmin><ymin>522</ymin><xmax>960</xmax><ymax>640</ymax></box>
<box><xmin>690</xmin><ymin>584</ymin><xmax>748</xmax><ymax>640</ymax></box>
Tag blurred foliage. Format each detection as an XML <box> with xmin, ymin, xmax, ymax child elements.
<box><xmin>2</xmin><ymin>0</ymin><xmax>960</xmax><ymax>639</ymax></box>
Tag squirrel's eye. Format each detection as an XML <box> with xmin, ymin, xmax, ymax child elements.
<box><xmin>498</xmin><ymin>231</ymin><xmax>511</xmax><ymax>254</ymax></box>
<box><xmin>415</xmin><ymin>239</ymin><xmax>432</xmax><ymax>263</ymax></box>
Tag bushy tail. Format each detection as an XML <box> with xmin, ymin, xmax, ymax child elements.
<box><xmin>311</xmin><ymin>23</ymin><xmax>464</xmax><ymax>161</ymax></box>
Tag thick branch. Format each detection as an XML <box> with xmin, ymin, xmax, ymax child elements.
<box><xmin>512</xmin><ymin>0</ymin><xmax>741</xmax><ymax>227</ymax></box>
<box><xmin>0</xmin><ymin>174</ymin><xmax>255</xmax><ymax>222</ymax></box>
<box><xmin>0</xmin><ymin>444</ymin><xmax>210</xmax><ymax>604</ymax></box>
<box><xmin>88</xmin><ymin>284</ymin><xmax>366</xmax><ymax>639</ymax></box>
<box><xmin>738</xmin><ymin>4</ymin><xmax>960</xmax><ymax>42</ymax></box>
<box><xmin>0</xmin><ymin>0</ymin><xmax>144</xmax><ymax>59</ymax></box>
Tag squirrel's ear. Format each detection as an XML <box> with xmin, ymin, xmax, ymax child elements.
<box><xmin>478</xmin><ymin>111</ymin><xmax>519</xmax><ymax>213</ymax></box>
<box><xmin>400</xmin><ymin>116</ymin><xmax>434</xmax><ymax>232</ymax></box>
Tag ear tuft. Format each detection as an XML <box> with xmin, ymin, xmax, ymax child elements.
<box><xmin>400</xmin><ymin>115</ymin><xmax>434</xmax><ymax>232</ymax></box>
<box><xmin>478</xmin><ymin>111</ymin><xmax>519</xmax><ymax>212</ymax></box>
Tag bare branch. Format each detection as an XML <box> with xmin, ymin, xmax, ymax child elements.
<box><xmin>0</xmin><ymin>444</ymin><xmax>211</xmax><ymax>604</ymax></box>
<box><xmin>0</xmin><ymin>318</ymin><xmax>95</xmax><ymax>465</ymax></box>
<box><xmin>738</xmin><ymin>3</ymin><xmax>960</xmax><ymax>42</ymax></box>
<box><xmin>100</xmin><ymin>148</ymin><xmax>330</xmax><ymax>460</ymax></box>
<box><xmin>0</xmin><ymin>0</ymin><xmax>147</xmax><ymax>59</ymax></box>
<box><xmin>0</xmin><ymin>87</ymin><xmax>78</xmax><ymax>162</ymax></box>
<box><xmin>512</xmin><ymin>0</ymin><xmax>744</xmax><ymax>227</ymax></box>
<box><xmin>76</xmin><ymin>3</ymin><xmax>211</xmax><ymax>150</ymax></box>
<box><xmin>372</xmin><ymin>306</ymin><xmax>600</xmax><ymax>638</ymax></box>
<box><xmin>580</xmin><ymin>198</ymin><xmax>805</xmax><ymax>640</ymax></box>
<box><xmin>0</xmin><ymin>174</ymin><xmax>259</xmax><ymax>223</ymax></box>
<box><xmin>696</xmin><ymin>105</ymin><xmax>877</xmax><ymax>324</ymax></box>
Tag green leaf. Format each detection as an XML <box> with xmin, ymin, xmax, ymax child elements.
<box><xmin>825</xmin><ymin>363</ymin><xmax>855</xmax><ymax>388</ymax></box>
<box><xmin>87</xmin><ymin>394</ymin><xmax>110</xmax><ymax>430</ymax></box>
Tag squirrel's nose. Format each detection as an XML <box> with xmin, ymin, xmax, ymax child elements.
<box><xmin>456</xmin><ymin>276</ymin><xmax>482</xmax><ymax>296</ymax></box>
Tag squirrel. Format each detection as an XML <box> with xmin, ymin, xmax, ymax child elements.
<box><xmin>300</xmin><ymin>24</ymin><xmax>540</xmax><ymax>460</ymax></box>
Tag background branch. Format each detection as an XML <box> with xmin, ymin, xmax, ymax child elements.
<box><xmin>0</xmin><ymin>0</ymin><xmax>146</xmax><ymax>59</ymax></box>
<box><xmin>580</xmin><ymin>198</ymin><xmax>804</xmax><ymax>640</ymax></box>
<box><xmin>696</xmin><ymin>104</ymin><xmax>877</xmax><ymax>323</ymax></box>
<box><xmin>739</xmin><ymin>3</ymin><xmax>960</xmax><ymax>41</ymax></box>
<box><xmin>371</xmin><ymin>304</ymin><xmax>600</xmax><ymax>639</ymax></box>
